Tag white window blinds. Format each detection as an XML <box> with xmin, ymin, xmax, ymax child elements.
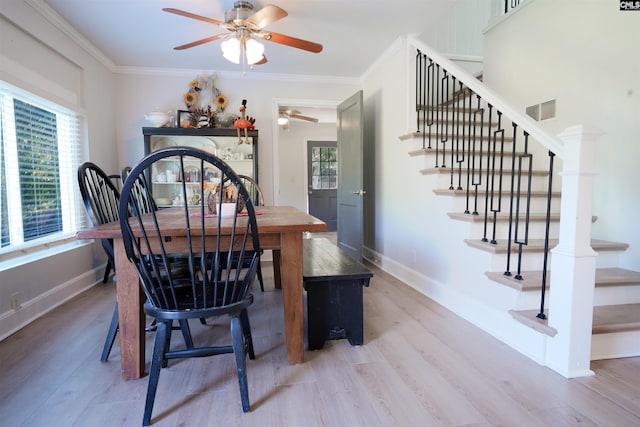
<box><xmin>0</xmin><ymin>80</ymin><xmax>85</xmax><ymax>257</ymax></box>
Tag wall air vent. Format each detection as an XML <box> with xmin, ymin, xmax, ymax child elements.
<box><xmin>526</xmin><ymin>99</ymin><xmax>556</xmax><ymax>121</ymax></box>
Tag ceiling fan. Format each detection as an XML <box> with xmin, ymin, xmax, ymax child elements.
<box><xmin>163</xmin><ymin>1</ymin><xmax>323</xmax><ymax>66</ymax></box>
<box><xmin>278</xmin><ymin>109</ymin><xmax>319</xmax><ymax>126</ymax></box>
<box><xmin>278</xmin><ymin>109</ymin><xmax>318</xmax><ymax>130</ymax></box>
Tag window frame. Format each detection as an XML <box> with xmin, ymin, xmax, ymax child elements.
<box><xmin>0</xmin><ymin>80</ymin><xmax>85</xmax><ymax>260</ymax></box>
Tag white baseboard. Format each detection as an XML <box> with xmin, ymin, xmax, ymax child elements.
<box><xmin>363</xmin><ymin>245</ymin><xmax>559</xmax><ymax>375</ymax></box>
<box><xmin>0</xmin><ymin>268</ymin><xmax>101</xmax><ymax>341</ymax></box>
<box><xmin>591</xmin><ymin>330</ymin><xmax>640</xmax><ymax>360</ymax></box>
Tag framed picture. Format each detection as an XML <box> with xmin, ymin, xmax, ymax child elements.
<box><xmin>177</xmin><ymin>110</ymin><xmax>191</xmax><ymax>128</ymax></box>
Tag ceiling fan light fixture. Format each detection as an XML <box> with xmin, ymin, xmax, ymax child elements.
<box><xmin>245</xmin><ymin>38</ymin><xmax>265</xmax><ymax>65</ymax></box>
<box><xmin>221</xmin><ymin>37</ymin><xmax>241</xmax><ymax>64</ymax></box>
<box><xmin>277</xmin><ymin>116</ymin><xmax>289</xmax><ymax>126</ymax></box>
<box><xmin>221</xmin><ymin>35</ymin><xmax>264</xmax><ymax>65</ymax></box>
<box><xmin>164</xmin><ymin>3</ymin><xmax>322</xmax><ymax>69</ymax></box>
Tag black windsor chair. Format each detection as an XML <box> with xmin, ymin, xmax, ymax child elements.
<box><xmin>101</xmin><ymin>174</ymin><xmax>122</xmax><ymax>283</ymax></box>
<box><xmin>230</xmin><ymin>174</ymin><xmax>267</xmax><ymax>291</ymax></box>
<box><xmin>118</xmin><ymin>147</ymin><xmax>259</xmax><ymax>426</ymax></box>
<box><xmin>78</xmin><ymin>162</ymin><xmax>193</xmax><ymax>362</ymax></box>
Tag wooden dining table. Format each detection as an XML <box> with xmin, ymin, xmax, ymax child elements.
<box><xmin>77</xmin><ymin>205</ymin><xmax>326</xmax><ymax>380</ymax></box>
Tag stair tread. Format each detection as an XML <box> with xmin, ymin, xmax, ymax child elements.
<box><xmin>448</xmin><ymin>212</ymin><xmax>597</xmax><ymax>224</ymax></box>
<box><xmin>511</xmin><ymin>303</ymin><xmax>640</xmax><ymax>336</ymax></box>
<box><xmin>509</xmin><ymin>309</ymin><xmax>557</xmax><ymax>337</ymax></box>
<box><xmin>408</xmin><ymin>147</ymin><xmax>523</xmax><ymax>157</ymax></box>
<box><xmin>487</xmin><ymin>268</ymin><xmax>640</xmax><ymax>292</ymax></box>
<box><xmin>465</xmin><ymin>238</ymin><xmax>629</xmax><ymax>254</ymax></box>
<box><xmin>434</xmin><ymin>188</ymin><xmax>561</xmax><ymax>198</ymax></box>
<box><xmin>401</xmin><ymin>132</ymin><xmax>514</xmax><ymax>143</ymax></box>
<box><xmin>449</xmin><ymin>212</ymin><xmax>561</xmax><ymax>222</ymax></box>
<box><xmin>592</xmin><ymin>304</ymin><xmax>640</xmax><ymax>334</ymax></box>
<box><xmin>420</xmin><ymin>167</ymin><xmax>551</xmax><ymax>177</ymax></box>
<box><xmin>414</xmin><ymin>119</ymin><xmax>500</xmax><ymax>127</ymax></box>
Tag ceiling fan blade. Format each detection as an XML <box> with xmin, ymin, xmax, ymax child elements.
<box><xmin>254</xmin><ymin>55</ymin><xmax>268</xmax><ymax>65</ymax></box>
<box><xmin>244</xmin><ymin>5</ymin><xmax>288</xmax><ymax>30</ymax></box>
<box><xmin>290</xmin><ymin>114</ymin><xmax>319</xmax><ymax>123</ymax></box>
<box><xmin>173</xmin><ymin>34</ymin><xmax>228</xmax><ymax>51</ymax></box>
<box><xmin>260</xmin><ymin>31</ymin><xmax>323</xmax><ymax>53</ymax></box>
<box><xmin>163</xmin><ymin>8</ymin><xmax>225</xmax><ymax>26</ymax></box>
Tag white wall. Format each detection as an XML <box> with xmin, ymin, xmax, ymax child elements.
<box><xmin>421</xmin><ymin>0</ymin><xmax>491</xmax><ymax>76</ymax></box>
<box><xmin>361</xmin><ymin>37</ymin><xmax>480</xmax><ymax>289</ymax></box>
<box><xmin>277</xmin><ymin>123</ymin><xmax>337</xmax><ymax>211</ymax></box>
<box><xmin>483</xmin><ymin>0</ymin><xmax>640</xmax><ymax>269</ymax></box>
<box><xmin>114</xmin><ymin>73</ymin><xmax>357</xmax><ymax>206</ymax></box>
<box><xmin>0</xmin><ymin>0</ymin><xmax>117</xmax><ymax>339</ymax></box>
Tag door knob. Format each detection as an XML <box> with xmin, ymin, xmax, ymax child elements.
<box><xmin>352</xmin><ymin>189</ymin><xmax>366</xmax><ymax>196</ymax></box>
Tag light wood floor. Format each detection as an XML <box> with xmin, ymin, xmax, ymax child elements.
<box><xmin>2</xmin><ymin>246</ymin><xmax>640</xmax><ymax>426</ymax></box>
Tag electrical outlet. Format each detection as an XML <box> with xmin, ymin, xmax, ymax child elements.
<box><xmin>11</xmin><ymin>293</ymin><xmax>22</xmax><ymax>310</ymax></box>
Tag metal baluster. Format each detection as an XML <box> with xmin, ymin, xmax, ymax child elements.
<box><xmin>537</xmin><ymin>151</ymin><xmax>556</xmax><ymax>320</ymax></box>
<box><xmin>513</xmin><ymin>132</ymin><xmax>532</xmax><ymax>280</ymax></box>
<box><xmin>481</xmin><ymin>104</ymin><xmax>494</xmax><ymax>243</ymax></box>
<box><xmin>489</xmin><ymin>111</ymin><xmax>505</xmax><ymax>245</ymax></box>
<box><xmin>438</xmin><ymin>66</ymin><xmax>447</xmax><ymax>169</ymax></box>
<box><xmin>468</xmin><ymin>95</ymin><xmax>483</xmax><ymax>216</ymax></box>
<box><xmin>416</xmin><ymin>50</ymin><xmax>421</xmax><ymax>134</ymax></box>
<box><xmin>455</xmin><ymin>81</ymin><xmax>466</xmax><ymax>191</ymax></box>
<box><xmin>428</xmin><ymin>58</ymin><xmax>436</xmax><ymax>157</ymax></box>
<box><xmin>504</xmin><ymin>124</ymin><xmax>518</xmax><ymax>277</ymax></box>
<box><xmin>448</xmin><ymin>75</ymin><xmax>457</xmax><ymax>187</ymax></box>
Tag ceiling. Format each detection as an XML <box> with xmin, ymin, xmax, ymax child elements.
<box><xmin>39</xmin><ymin>0</ymin><xmax>452</xmax><ymax>79</ymax></box>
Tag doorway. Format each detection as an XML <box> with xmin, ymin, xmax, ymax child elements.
<box><xmin>307</xmin><ymin>140</ymin><xmax>337</xmax><ymax>231</ymax></box>
<box><xmin>272</xmin><ymin>98</ymin><xmax>338</xmax><ymax>210</ymax></box>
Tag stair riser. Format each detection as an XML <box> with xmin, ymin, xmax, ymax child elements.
<box><xmin>591</xmin><ymin>331</ymin><xmax>640</xmax><ymax>360</ymax></box>
<box><xmin>413</xmin><ymin>148</ymin><xmax>559</xmax><ymax>174</ymax></box>
<box><xmin>445</xmin><ymin>196</ymin><xmax>560</xmax><ymax>216</ymax></box>
<box><xmin>416</xmin><ymin>114</ymin><xmax>518</xmax><ymax>133</ymax></box>
<box><xmin>594</xmin><ymin>286</ymin><xmax>640</xmax><ymax>305</ymax></box>
<box><xmin>462</xmin><ymin>221</ymin><xmax>560</xmax><ymax>242</ymax></box>
<box><xmin>406</xmin><ymin>131</ymin><xmax>554</xmax><ymax>159</ymax></box>
<box><xmin>484</xmin><ymin>250</ymin><xmax>624</xmax><ymax>273</ymax></box>
<box><xmin>511</xmin><ymin>285</ymin><xmax>640</xmax><ymax>312</ymax></box>
<box><xmin>431</xmin><ymin>170</ymin><xmax>560</xmax><ymax>193</ymax></box>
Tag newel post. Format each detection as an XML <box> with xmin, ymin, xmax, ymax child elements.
<box><xmin>546</xmin><ymin>125</ymin><xmax>601</xmax><ymax>378</ymax></box>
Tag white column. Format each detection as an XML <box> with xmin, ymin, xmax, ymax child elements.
<box><xmin>545</xmin><ymin>125</ymin><xmax>601</xmax><ymax>378</ymax></box>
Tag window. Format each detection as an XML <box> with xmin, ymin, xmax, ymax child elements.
<box><xmin>310</xmin><ymin>146</ymin><xmax>337</xmax><ymax>190</ymax></box>
<box><xmin>0</xmin><ymin>81</ymin><xmax>84</xmax><ymax>257</ymax></box>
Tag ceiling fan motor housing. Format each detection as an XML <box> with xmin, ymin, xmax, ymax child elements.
<box><xmin>226</xmin><ymin>1</ymin><xmax>255</xmax><ymax>24</ymax></box>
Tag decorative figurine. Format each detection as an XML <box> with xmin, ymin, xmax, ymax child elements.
<box><xmin>234</xmin><ymin>99</ymin><xmax>256</xmax><ymax>144</ymax></box>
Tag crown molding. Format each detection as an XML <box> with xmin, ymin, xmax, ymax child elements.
<box><xmin>26</xmin><ymin>0</ymin><xmax>117</xmax><ymax>72</ymax></box>
<box><xmin>115</xmin><ymin>65</ymin><xmax>361</xmax><ymax>85</ymax></box>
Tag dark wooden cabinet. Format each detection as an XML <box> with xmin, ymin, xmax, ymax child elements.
<box><xmin>142</xmin><ymin>127</ymin><xmax>258</xmax><ymax>207</ymax></box>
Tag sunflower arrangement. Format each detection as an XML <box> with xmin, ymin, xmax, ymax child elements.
<box><xmin>181</xmin><ymin>75</ymin><xmax>232</xmax><ymax>128</ymax></box>
<box><xmin>183</xmin><ymin>79</ymin><xmax>201</xmax><ymax>110</ymax></box>
<box><xmin>215</xmin><ymin>94</ymin><xmax>228</xmax><ymax>111</ymax></box>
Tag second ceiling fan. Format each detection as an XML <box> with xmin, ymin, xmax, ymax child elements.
<box><xmin>279</xmin><ymin>109</ymin><xmax>319</xmax><ymax>124</ymax></box>
<box><xmin>163</xmin><ymin>1</ymin><xmax>323</xmax><ymax>65</ymax></box>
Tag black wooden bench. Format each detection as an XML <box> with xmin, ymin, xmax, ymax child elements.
<box><xmin>303</xmin><ymin>237</ymin><xmax>373</xmax><ymax>350</ymax></box>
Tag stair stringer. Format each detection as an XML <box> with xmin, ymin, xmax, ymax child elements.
<box><xmin>398</xmin><ymin>128</ymin><xmax>640</xmax><ymax>363</ymax></box>
<box><xmin>361</xmin><ymin>166</ymin><xmax>552</xmax><ymax>365</ymax></box>
<box><xmin>363</xmin><ymin>225</ymin><xmax>551</xmax><ymax>366</ymax></box>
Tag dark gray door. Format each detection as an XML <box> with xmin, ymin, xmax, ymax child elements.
<box><xmin>337</xmin><ymin>91</ymin><xmax>364</xmax><ymax>260</ymax></box>
<box><xmin>307</xmin><ymin>140</ymin><xmax>337</xmax><ymax>231</ymax></box>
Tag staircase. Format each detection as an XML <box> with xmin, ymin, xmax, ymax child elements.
<box><xmin>401</xmin><ymin>41</ymin><xmax>640</xmax><ymax>367</ymax></box>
